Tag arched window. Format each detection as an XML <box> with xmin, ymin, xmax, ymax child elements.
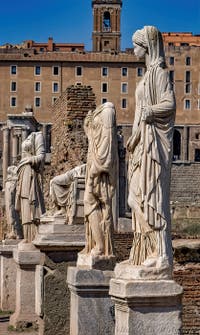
<box><xmin>103</xmin><ymin>11</ymin><xmax>111</xmax><ymax>31</ymax></box>
<box><xmin>173</xmin><ymin>129</ymin><xmax>181</xmax><ymax>161</ymax></box>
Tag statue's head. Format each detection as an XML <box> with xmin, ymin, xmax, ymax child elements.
<box><xmin>132</xmin><ymin>26</ymin><xmax>166</xmax><ymax>68</ymax></box>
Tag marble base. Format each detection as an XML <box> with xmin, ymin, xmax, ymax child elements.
<box><xmin>109</xmin><ymin>278</ymin><xmax>183</xmax><ymax>335</ymax></box>
<box><xmin>33</xmin><ymin>216</ymin><xmax>85</xmax><ymax>251</ymax></box>
<box><xmin>77</xmin><ymin>253</ymin><xmax>116</xmax><ymax>270</ymax></box>
<box><xmin>114</xmin><ymin>260</ymin><xmax>172</xmax><ymax>280</ymax></box>
<box><xmin>0</xmin><ymin>239</ymin><xmax>19</xmax><ymax>311</ymax></box>
<box><xmin>9</xmin><ymin>246</ymin><xmax>43</xmax><ymax>331</ymax></box>
<box><xmin>67</xmin><ymin>266</ymin><xmax>115</xmax><ymax>335</ymax></box>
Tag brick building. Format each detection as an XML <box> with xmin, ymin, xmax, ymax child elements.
<box><xmin>0</xmin><ymin>0</ymin><xmax>199</xmax><ymax>186</ymax></box>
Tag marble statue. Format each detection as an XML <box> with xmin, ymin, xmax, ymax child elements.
<box><xmin>50</xmin><ymin>164</ymin><xmax>86</xmax><ymax>223</ymax></box>
<box><xmin>4</xmin><ymin>165</ymin><xmax>22</xmax><ymax>239</ymax></box>
<box><xmin>82</xmin><ymin>102</ymin><xmax>117</xmax><ymax>257</ymax></box>
<box><xmin>15</xmin><ymin>131</ymin><xmax>46</xmax><ymax>243</ymax></box>
<box><xmin>127</xmin><ymin>26</ymin><xmax>176</xmax><ymax>270</ymax></box>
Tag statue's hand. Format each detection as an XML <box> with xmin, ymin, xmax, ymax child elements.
<box><xmin>141</xmin><ymin>106</ymin><xmax>154</xmax><ymax>123</ymax></box>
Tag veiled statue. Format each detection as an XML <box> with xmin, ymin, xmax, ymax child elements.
<box><xmin>82</xmin><ymin>102</ymin><xmax>117</xmax><ymax>257</ymax></box>
<box><xmin>15</xmin><ymin>131</ymin><xmax>46</xmax><ymax>243</ymax></box>
<box><xmin>50</xmin><ymin>164</ymin><xmax>86</xmax><ymax>223</ymax></box>
<box><xmin>4</xmin><ymin>166</ymin><xmax>22</xmax><ymax>239</ymax></box>
<box><xmin>127</xmin><ymin>26</ymin><xmax>176</xmax><ymax>269</ymax></box>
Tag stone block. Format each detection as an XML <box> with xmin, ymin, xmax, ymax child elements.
<box><xmin>67</xmin><ymin>266</ymin><xmax>115</xmax><ymax>335</ymax></box>
<box><xmin>33</xmin><ymin>218</ymin><xmax>85</xmax><ymax>251</ymax></box>
<box><xmin>109</xmin><ymin>278</ymin><xmax>183</xmax><ymax>335</ymax></box>
<box><xmin>9</xmin><ymin>247</ymin><xmax>44</xmax><ymax>331</ymax></box>
<box><xmin>77</xmin><ymin>253</ymin><xmax>116</xmax><ymax>271</ymax></box>
<box><xmin>0</xmin><ymin>240</ymin><xmax>19</xmax><ymax>311</ymax></box>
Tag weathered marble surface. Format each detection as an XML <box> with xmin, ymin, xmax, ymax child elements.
<box><xmin>50</xmin><ymin>164</ymin><xmax>86</xmax><ymax>224</ymax></box>
<box><xmin>0</xmin><ymin>239</ymin><xmax>19</xmax><ymax>311</ymax></box>
<box><xmin>15</xmin><ymin>131</ymin><xmax>46</xmax><ymax>243</ymax></box>
<box><xmin>80</xmin><ymin>102</ymin><xmax>117</xmax><ymax>265</ymax></box>
<box><xmin>110</xmin><ymin>279</ymin><xmax>183</xmax><ymax>335</ymax></box>
<box><xmin>126</xmin><ymin>25</ymin><xmax>176</xmax><ymax>270</ymax></box>
<box><xmin>4</xmin><ymin>166</ymin><xmax>22</xmax><ymax>239</ymax></box>
<box><xmin>33</xmin><ymin>216</ymin><xmax>85</xmax><ymax>250</ymax></box>
<box><xmin>67</xmin><ymin>267</ymin><xmax>115</xmax><ymax>335</ymax></box>
<box><xmin>9</xmin><ymin>247</ymin><xmax>43</xmax><ymax>331</ymax></box>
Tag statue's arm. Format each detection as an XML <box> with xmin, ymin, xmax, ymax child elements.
<box><xmin>150</xmin><ymin>70</ymin><xmax>176</xmax><ymax>117</ymax></box>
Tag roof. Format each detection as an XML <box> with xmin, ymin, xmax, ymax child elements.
<box><xmin>0</xmin><ymin>51</ymin><xmax>141</xmax><ymax>64</ymax></box>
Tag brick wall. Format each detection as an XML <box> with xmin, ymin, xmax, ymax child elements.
<box><xmin>43</xmin><ymin>84</ymin><xmax>96</xmax><ymax>207</ymax></box>
<box><xmin>171</xmin><ymin>162</ymin><xmax>200</xmax><ymax>204</ymax></box>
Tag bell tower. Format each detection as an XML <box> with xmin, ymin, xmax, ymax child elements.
<box><xmin>92</xmin><ymin>0</ymin><xmax>122</xmax><ymax>52</ymax></box>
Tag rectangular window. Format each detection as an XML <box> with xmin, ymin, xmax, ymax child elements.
<box><xmin>121</xmin><ymin>83</ymin><xmax>128</xmax><ymax>93</ymax></box>
<box><xmin>102</xmin><ymin>98</ymin><xmax>107</xmax><ymax>104</ymax></box>
<box><xmin>10</xmin><ymin>81</ymin><xmax>17</xmax><ymax>92</ymax></box>
<box><xmin>35</xmin><ymin>82</ymin><xmax>41</xmax><ymax>92</ymax></box>
<box><xmin>185</xmin><ymin>57</ymin><xmax>191</xmax><ymax>66</ymax></box>
<box><xmin>102</xmin><ymin>67</ymin><xmax>108</xmax><ymax>77</ymax></box>
<box><xmin>76</xmin><ymin>66</ymin><xmax>82</xmax><ymax>76</ymax></box>
<box><xmin>122</xmin><ymin>98</ymin><xmax>127</xmax><ymax>109</ymax></box>
<box><xmin>184</xmin><ymin>99</ymin><xmax>191</xmax><ymax>110</ymax></box>
<box><xmin>137</xmin><ymin>68</ymin><xmax>143</xmax><ymax>77</ymax></box>
<box><xmin>185</xmin><ymin>83</ymin><xmax>191</xmax><ymax>94</ymax></box>
<box><xmin>10</xmin><ymin>65</ymin><xmax>17</xmax><ymax>75</ymax></box>
<box><xmin>52</xmin><ymin>66</ymin><xmax>59</xmax><ymax>75</ymax></box>
<box><xmin>10</xmin><ymin>96</ymin><xmax>17</xmax><ymax>107</ymax></box>
<box><xmin>121</xmin><ymin>67</ymin><xmax>128</xmax><ymax>77</ymax></box>
<box><xmin>102</xmin><ymin>83</ymin><xmax>108</xmax><ymax>93</ymax></box>
<box><xmin>35</xmin><ymin>97</ymin><xmax>41</xmax><ymax>107</ymax></box>
<box><xmin>169</xmin><ymin>57</ymin><xmax>174</xmax><ymax>65</ymax></box>
<box><xmin>185</xmin><ymin>71</ymin><xmax>190</xmax><ymax>83</ymax></box>
<box><xmin>53</xmin><ymin>82</ymin><xmax>59</xmax><ymax>93</ymax></box>
<box><xmin>35</xmin><ymin>66</ymin><xmax>41</xmax><ymax>75</ymax></box>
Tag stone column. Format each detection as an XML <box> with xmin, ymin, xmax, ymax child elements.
<box><xmin>12</xmin><ymin>134</ymin><xmax>18</xmax><ymax>165</ymax></box>
<box><xmin>9</xmin><ymin>244</ymin><xmax>44</xmax><ymax>331</ymax></box>
<box><xmin>110</xmin><ymin>278</ymin><xmax>183</xmax><ymax>335</ymax></box>
<box><xmin>2</xmin><ymin>127</ymin><xmax>10</xmax><ymax>186</ymax></box>
<box><xmin>67</xmin><ymin>267</ymin><xmax>115</xmax><ymax>335</ymax></box>
<box><xmin>0</xmin><ymin>240</ymin><xmax>19</xmax><ymax>311</ymax></box>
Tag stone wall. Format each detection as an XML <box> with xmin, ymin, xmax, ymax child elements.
<box><xmin>171</xmin><ymin>162</ymin><xmax>200</xmax><ymax>226</ymax></box>
<box><xmin>43</xmin><ymin>84</ymin><xmax>96</xmax><ymax>207</ymax></box>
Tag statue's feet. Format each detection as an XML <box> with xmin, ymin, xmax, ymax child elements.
<box><xmin>7</xmin><ymin>232</ymin><xmax>16</xmax><ymax>239</ymax></box>
<box><xmin>156</xmin><ymin>256</ymin><xmax>170</xmax><ymax>269</ymax></box>
<box><xmin>21</xmin><ymin>238</ymin><xmax>28</xmax><ymax>243</ymax></box>
<box><xmin>91</xmin><ymin>247</ymin><xmax>104</xmax><ymax>257</ymax></box>
<box><xmin>53</xmin><ymin>208</ymin><xmax>66</xmax><ymax>217</ymax></box>
<box><xmin>142</xmin><ymin>257</ymin><xmax>157</xmax><ymax>267</ymax></box>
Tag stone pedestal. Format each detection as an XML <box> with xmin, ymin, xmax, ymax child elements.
<box><xmin>109</xmin><ymin>278</ymin><xmax>183</xmax><ymax>335</ymax></box>
<box><xmin>0</xmin><ymin>239</ymin><xmax>19</xmax><ymax>311</ymax></box>
<box><xmin>67</xmin><ymin>266</ymin><xmax>115</xmax><ymax>335</ymax></box>
<box><xmin>9</xmin><ymin>243</ymin><xmax>44</xmax><ymax>331</ymax></box>
<box><xmin>33</xmin><ymin>215</ymin><xmax>86</xmax><ymax>335</ymax></box>
<box><xmin>34</xmin><ymin>215</ymin><xmax>85</xmax><ymax>250</ymax></box>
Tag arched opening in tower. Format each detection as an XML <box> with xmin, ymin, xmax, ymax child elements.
<box><xmin>103</xmin><ymin>11</ymin><xmax>111</xmax><ymax>32</ymax></box>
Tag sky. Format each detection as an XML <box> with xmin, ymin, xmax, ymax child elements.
<box><xmin>0</xmin><ymin>0</ymin><xmax>199</xmax><ymax>51</ymax></box>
